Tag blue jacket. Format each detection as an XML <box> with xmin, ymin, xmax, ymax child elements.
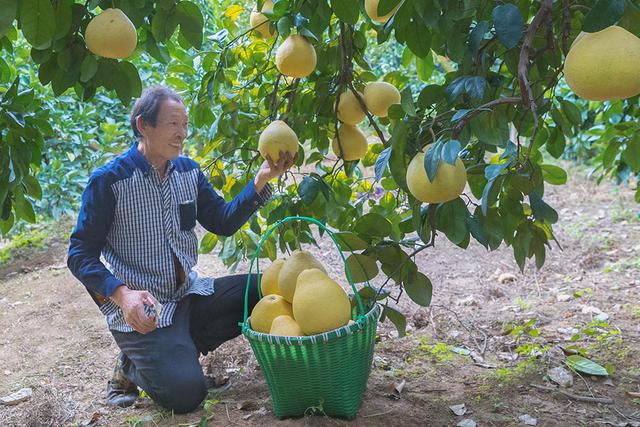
<box><xmin>67</xmin><ymin>142</ymin><xmax>271</xmax><ymax>331</ymax></box>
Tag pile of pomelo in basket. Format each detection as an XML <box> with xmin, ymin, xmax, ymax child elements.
<box><xmin>249</xmin><ymin>249</ymin><xmax>354</xmax><ymax>336</ymax></box>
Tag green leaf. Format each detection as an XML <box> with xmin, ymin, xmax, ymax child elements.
<box><xmin>583</xmin><ymin>0</ymin><xmax>625</xmax><ymax>33</ymax></box>
<box><xmin>465</xmin><ymin>76</ymin><xmax>486</xmax><ymax>100</ymax></box>
<box><xmin>388</xmin><ymin>122</ymin><xmax>409</xmax><ymax>191</ymax></box>
<box><xmin>23</xmin><ymin>174</ymin><xmax>42</xmax><ymax>200</ymax></box>
<box><xmin>80</xmin><ymin>55</ymin><xmax>98</xmax><ymax>83</ymax></box>
<box><xmin>400</xmin><ymin>86</ymin><xmax>416</xmax><ymax>116</ymax></box>
<box><xmin>622</xmin><ymin>133</ymin><xmax>640</xmax><ymax>172</ymax></box>
<box><xmin>469</xmin><ymin>20</ymin><xmax>489</xmax><ymax>57</ymax></box>
<box><xmin>54</xmin><ymin>0</ymin><xmax>72</xmax><ymax>40</ymax></box>
<box><xmin>415</xmin><ymin>51</ymin><xmax>434</xmax><ymax>81</ymax></box>
<box><xmin>116</xmin><ymin>61</ymin><xmax>141</xmax><ymax>104</ymax></box>
<box><xmin>13</xmin><ymin>193</ymin><xmax>35</xmax><ymax>223</ymax></box>
<box><xmin>152</xmin><ymin>8</ymin><xmax>179</xmax><ymax>42</ymax></box>
<box><xmin>330</xmin><ymin>0</ymin><xmax>359</xmax><ymax>24</ymax></box>
<box><xmin>436</xmin><ymin>197</ymin><xmax>469</xmax><ymax>245</ymax></box>
<box><xmin>403</xmin><ymin>270</ymin><xmax>432</xmax><ymax>306</ymax></box>
<box><xmin>378</xmin><ymin>0</ymin><xmax>402</xmax><ymax>16</ymax></box>
<box><xmin>560</xmin><ymin>100</ymin><xmax>582</xmax><ymax>127</ymax></box>
<box><xmin>635</xmin><ymin>187</ymin><xmax>640</xmax><ymax>203</ymax></box>
<box><xmin>345</xmin><ymin>254</ymin><xmax>379</xmax><ymax>283</ymax></box>
<box><xmin>481</xmin><ymin>176</ymin><xmax>503</xmax><ymax>216</ymax></box>
<box><xmin>546</xmin><ymin>127</ymin><xmax>566</xmax><ymax>159</ymax></box>
<box><xmin>405</xmin><ymin>20</ymin><xmax>430</xmax><ymax>58</ymax></box>
<box><xmin>375</xmin><ymin>147</ymin><xmax>391</xmax><ymax>181</ymax></box>
<box><xmin>176</xmin><ymin>1</ymin><xmax>204</xmax><ymax>49</ymax></box>
<box><xmin>383</xmin><ymin>305</ymin><xmax>406</xmax><ymax>337</ymax></box>
<box><xmin>219</xmin><ymin>236</ymin><xmax>237</xmax><ymax>260</ymax></box>
<box><xmin>565</xmin><ymin>355</ymin><xmax>609</xmax><ymax>377</ymax></box>
<box><xmin>20</xmin><ymin>0</ymin><xmax>55</xmax><ymax>49</ymax></box>
<box><xmin>417</xmin><ymin>84</ymin><xmax>445</xmax><ymax>108</ymax></box>
<box><xmin>485</xmin><ymin>162</ymin><xmax>508</xmax><ymax>181</ymax></box>
<box><xmin>467</xmin><ymin>214</ymin><xmax>488</xmax><ymax>248</ymax></box>
<box><xmin>0</xmin><ymin>0</ymin><xmax>17</xmax><ymax>37</ymax></box>
<box><xmin>333</xmin><ymin>231</ymin><xmax>369</xmax><ymax>251</ymax></box>
<box><xmin>199</xmin><ymin>232</ymin><xmax>218</xmax><ymax>254</ymax></box>
<box><xmin>483</xmin><ymin>208</ymin><xmax>504</xmax><ymax>250</ymax></box>
<box><xmin>512</xmin><ymin>224</ymin><xmax>531</xmax><ymax>272</ymax></box>
<box><xmin>298</xmin><ymin>175</ymin><xmax>319</xmax><ymax>204</ymax></box>
<box><xmin>442</xmin><ymin>139</ymin><xmax>461</xmax><ymax>165</ymax></box>
<box><xmin>541</xmin><ymin>164</ymin><xmax>567</xmax><ymax>185</ymax></box>
<box><xmin>529</xmin><ymin>192</ymin><xmax>558</xmax><ymax>224</ymax></box>
<box><xmin>602</xmin><ymin>140</ymin><xmax>621</xmax><ymax>169</ymax></box>
<box><xmin>298</xmin><ymin>27</ymin><xmax>318</xmax><ymax>42</ymax></box>
<box><xmin>354</xmin><ymin>213</ymin><xmax>393</xmax><ymax>238</ymax></box>
<box><xmin>424</xmin><ymin>139</ymin><xmax>444</xmax><ymax>182</ymax></box>
<box><xmin>492</xmin><ymin>4</ymin><xmax>524</xmax><ymax>49</ymax></box>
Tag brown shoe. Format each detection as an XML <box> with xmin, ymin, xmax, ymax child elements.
<box><xmin>106</xmin><ymin>352</ymin><xmax>139</xmax><ymax>408</ymax></box>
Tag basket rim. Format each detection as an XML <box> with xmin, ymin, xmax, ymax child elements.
<box><xmin>243</xmin><ymin>303</ymin><xmax>381</xmax><ymax>345</ymax></box>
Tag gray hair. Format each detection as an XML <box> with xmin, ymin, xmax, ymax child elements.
<box><xmin>130</xmin><ymin>86</ymin><xmax>183</xmax><ymax>138</ymax></box>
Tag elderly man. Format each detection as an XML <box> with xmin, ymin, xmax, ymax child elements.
<box><xmin>67</xmin><ymin>86</ymin><xmax>295</xmax><ymax>413</ymax></box>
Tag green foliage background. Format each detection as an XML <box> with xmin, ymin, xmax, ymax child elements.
<box><xmin>0</xmin><ymin>0</ymin><xmax>639</xmax><ymax>332</ymax></box>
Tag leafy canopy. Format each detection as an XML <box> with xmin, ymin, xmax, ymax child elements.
<box><xmin>1</xmin><ymin>0</ymin><xmax>639</xmax><ymax>333</ymax></box>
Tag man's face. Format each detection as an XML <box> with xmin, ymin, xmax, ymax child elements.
<box><xmin>140</xmin><ymin>99</ymin><xmax>188</xmax><ymax>161</ymax></box>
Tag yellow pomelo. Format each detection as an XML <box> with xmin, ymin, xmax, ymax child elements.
<box><xmin>278</xmin><ymin>250</ymin><xmax>326</xmax><ymax>303</ymax></box>
<box><xmin>250</xmin><ymin>294</ymin><xmax>293</xmax><ymax>333</ymax></box>
<box><xmin>331</xmin><ymin>124</ymin><xmax>368</xmax><ymax>161</ymax></box>
<box><xmin>258</xmin><ymin>120</ymin><xmax>299</xmax><ymax>162</ymax></box>
<box><xmin>292</xmin><ymin>268</ymin><xmax>352</xmax><ymax>335</ymax></box>
<box><xmin>249</xmin><ymin>0</ymin><xmax>275</xmax><ymax>38</ymax></box>
<box><xmin>365</xmin><ymin>0</ymin><xmax>402</xmax><ymax>23</ymax></box>
<box><xmin>364</xmin><ymin>81</ymin><xmax>401</xmax><ymax>117</ymax></box>
<box><xmin>406</xmin><ymin>145</ymin><xmax>467</xmax><ymax>204</ymax></box>
<box><xmin>261</xmin><ymin>259</ymin><xmax>284</xmax><ymax>296</ymax></box>
<box><xmin>269</xmin><ymin>315</ymin><xmax>304</xmax><ymax>336</ymax></box>
<box><xmin>85</xmin><ymin>8</ymin><xmax>137</xmax><ymax>59</ymax></box>
<box><xmin>564</xmin><ymin>25</ymin><xmax>640</xmax><ymax>101</ymax></box>
<box><xmin>336</xmin><ymin>89</ymin><xmax>366</xmax><ymax>125</ymax></box>
<box><xmin>275</xmin><ymin>35</ymin><xmax>317</xmax><ymax>78</ymax></box>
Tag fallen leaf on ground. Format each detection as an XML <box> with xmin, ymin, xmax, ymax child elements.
<box><xmin>548</xmin><ymin>366</ymin><xmax>573</xmax><ymax>388</ymax></box>
<box><xmin>81</xmin><ymin>412</ymin><xmax>101</xmax><ymax>426</ymax></box>
<box><xmin>0</xmin><ymin>388</ymin><xmax>32</xmax><ymax>406</ymax></box>
<box><xmin>449</xmin><ymin>403</ymin><xmax>467</xmax><ymax>416</ymax></box>
<box><xmin>384</xmin><ymin>379</ymin><xmax>406</xmax><ymax>399</ymax></box>
<box><xmin>518</xmin><ymin>414</ymin><xmax>537</xmax><ymax>425</ymax></box>
<box><xmin>498</xmin><ymin>273</ymin><xmax>517</xmax><ymax>283</ymax></box>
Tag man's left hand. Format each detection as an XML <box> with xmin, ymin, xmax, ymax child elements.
<box><xmin>254</xmin><ymin>151</ymin><xmax>297</xmax><ymax>192</ymax></box>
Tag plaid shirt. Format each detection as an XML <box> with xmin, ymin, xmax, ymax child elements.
<box><xmin>67</xmin><ymin>143</ymin><xmax>272</xmax><ymax>332</ymax></box>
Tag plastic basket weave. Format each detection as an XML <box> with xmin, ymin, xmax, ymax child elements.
<box><xmin>242</xmin><ymin>216</ymin><xmax>380</xmax><ymax>419</ymax></box>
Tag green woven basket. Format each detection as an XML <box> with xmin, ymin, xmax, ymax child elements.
<box><xmin>242</xmin><ymin>216</ymin><xmax>380</xmax><ymax>419</ymax></box>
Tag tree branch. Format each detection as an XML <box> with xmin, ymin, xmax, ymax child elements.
<box><xmin>335</xmin><ymin>24</ymin><xmax>389</xmax><ymax>149</ymax></box>
<box><xmin>270</xmin><ymin>74</ymin><xmax>281</xmax><ymax>120</ymax></box>
<box><xmin>518</xmin><ymin>0</ymin><xmax>553</xmax><ymax>159</ymax></box>
<box><xmin>348</xmin><ymin>81</ymin><xmax>389</xmax><ymax>147</ymax></box>
<box><xmin>562</xmin><ymin>0</ymin><xmax>571</xmax><ymax>54</ymax></box>
<box><xmin>529</xmin><ymin>384</ymin><xmax>614</xmax><ymax>405</ymax></box>
<box><xmin>283</xmin><ymin>78</ymin><xmax>300</xmax><ymax>124</ymax></box>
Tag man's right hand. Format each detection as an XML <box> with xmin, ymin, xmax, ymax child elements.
<box><xmin>111</xmin><ymin>285</ymin><xmax>159</xmax><ymax>334</ymax></box>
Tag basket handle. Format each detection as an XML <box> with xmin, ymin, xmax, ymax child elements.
<box><xmin>241</xmin><ymin>216</ymin><xmax>366</xmax><ymax>332</ymax></box>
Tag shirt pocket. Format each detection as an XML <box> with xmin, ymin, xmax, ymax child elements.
<box><xmin>179</xmin><ymin>200</ymin><xmax>196</xmax><ymax>231</ymax></box>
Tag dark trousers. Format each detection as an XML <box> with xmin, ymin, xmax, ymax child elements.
<box><xmin>111</xmin><ymin>274</ymin><xmax>260</xmax><ymax>413</ymax></box>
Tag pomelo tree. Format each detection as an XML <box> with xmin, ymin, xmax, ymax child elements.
<box><xmin>1</xmin><ymin>0</ymin><xmax>639</xmax><ymax>333</ymax></box>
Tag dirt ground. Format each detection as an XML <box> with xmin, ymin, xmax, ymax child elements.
<box><xmin>1</xmin><ymin>164</ymin><xmax>639</xmax><ymax>427</ymax></box>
